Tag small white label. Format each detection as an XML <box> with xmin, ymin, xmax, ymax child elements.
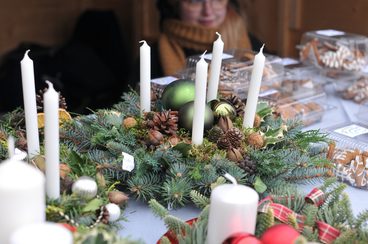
<box><xmin>122</xmin><ymin>152</ymin><xmax>135</xmax><ymax>172</ymax></box>
<box><xmin>282</xmin><ymin>58</ymin><xmax>299</xmax><ymax>66</ymax></box>
<box><xmin>203</xmin><ymin>53</ymin><xmax>233</xmax><ymax>60</ymax></box>
<box><xmin>151</xmin><ymin>76</ymin><xmax>177</xmax><ymax>86</ymax></box>
<box><xmin>13</xmin><ymin>148</ymin><xmax>27</xmax><ymax>161</ymax></box>
<box><xmin>334</xmin><ymin>124</ymin><xmax>368</xmax><ymax>138</ymax></box>
<box><xmin>316</xmin><ymin>29</ymin><xmax>345</xmax><ymax>37</ymax></box>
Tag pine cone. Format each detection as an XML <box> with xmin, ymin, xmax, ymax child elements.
<box><xmin>145</xmin><ymin>110</ymin><xmax>179</xmax><ymax>135</ymax></box>
<box><xmin>217</xmin><ymin>135</ymin><xmax>231</xmax><ymax>150</ymax></box>
<box><xmin>207</xmin><ymin>126</ymin><xmax>224</xmax><ymax>143</ymax></box>
<box><xmin>237</xmin><ymin>155</ymin><xmax>257</xmax><ymax>175</ymax></box>
<box><xmin>226</xmin><ymin>127</ymin><xmax>244</xmax><ymax>148</ymax></box>
<box><xmin>226</xmin><ymin>94</ymin><xmax>245</xmax><ymax>117</ymax></box>
<box><xmin>36</xmin><ymin>88</ymin><xmax>67</xmax><ymax>112</ymax></box>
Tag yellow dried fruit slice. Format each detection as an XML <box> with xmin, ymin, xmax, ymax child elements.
<box><xmin>37</xmin><ymin>109</ymin><xmax>72</xmax><ymax>128</ymax></box>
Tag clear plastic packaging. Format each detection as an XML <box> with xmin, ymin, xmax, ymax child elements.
<box><xmin>261</xmin><ymin>84</ymin><xmax>330</xmax><ymax>127</ymax></box>
<box><xmin>179</xmin><ymin>49</ymin><xmax>284</xmax><ymax>98</ymax></box>
<box><xmin>298</xmin><ymin>29</ymin><xmax>368</xmax><ymax>78</ymax></box>
<box><xmin>323</xmin><ymin>122</ymin><xmax>368</xmax><ymax>189</ymax></box>
<box><xmin>334</xmin><ymin>76</ymin><xmax>368</xmax><ymax>104</ymax></box>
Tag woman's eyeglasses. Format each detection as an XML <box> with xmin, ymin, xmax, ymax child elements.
<box><xmin>182</xmin><ymin>0</ymin><xmax>228</xmax><ymax>11</ymax></box>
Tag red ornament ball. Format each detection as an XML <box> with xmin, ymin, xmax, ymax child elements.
<box><xmin>261</xmin><ymin>224</ymin><xmax>300</xmax><ymax>244</ymax></box>
<box><xmin>223</xmin><ymin>233</ymin><xmax>262</xmax><ymax>244</ymax></box>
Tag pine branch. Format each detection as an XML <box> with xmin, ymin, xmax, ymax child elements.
<box><xmin>197</xmin><ymin>205</ymin><xmax>209</xmax><ymax>222</ymax></box>
<box><xmin>288</xmin><ymin>213</ymin><xmax>299</xmax><ymax>230</ymax></box>
<box><xmin>148</xmin><ymin>199</ymin><xmax>169</xmax><ymax>219</ymax></box>
<box><xmin>158</xmin><ymin>236</ymin><xmax>171</xmax><ymax>244</ymax></box>
<box><xmin>355</xmin><ymin>210</ymin><xmax>368</xmax><ymax>229</ymax></box>
<box><xmin>190</xmin><ymin>190</ymin><xmax>210</xmax><ymax>209</ymax></box>
<box><xmin>302</xmin><ymin>226</ymin><xmax>318</xmax><ymax>242</ymax></box>
<box><xmin>255</xmin><ymin>208</ymin><xmax>274</xmax><ymax>237</ymax></box>
<box><xmin>302</xmin><ymin>204</ymin><xmax>318</xmax><ymax>226</ymax></box>
<box><xmin>168</xmin><ymin>162</ymin><xmax>190</xmax><ymax>179</ymax></box>
<box><xmin>162</xmin><ymin>178</ymin><xmax>192</xmax><ymax>208</ymax></box>
<box><xmin>113</xmin><ymin>91</ymin><xmax>141</xmax><ymax>116</ymax></box>
<box><xmin>127</xmin><ymin>173</ymin><xmax>161</xmax><ymax>202</ymax></box>
<box><xmin>333</xmin><ymin>229</ymin><xmax>357</xmax><ymax>244</ymax></box>
<box><xmin>163</xmin><ymin>215</ymin><xmax>191</xmax><ymax>236</ymax></box>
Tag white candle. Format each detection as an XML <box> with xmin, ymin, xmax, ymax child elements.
<box><xmin>140</xmin><ymin>40</ymin><xmax>151</xmax><ymax>114</ymax></box>
<box><xmin>44</xmin><ymin>81</ymin><xmax>60</xmax><ymax>199</ymax></box>
<box><xmin>207</xmin><ymin>174</ymin><xmax>259</xmax><ymax>244</ymax></box>
<box><xmin>10</xmin><ymin>222</ymin><xmax>73</xmax><ymax>244</ymax></box>
<box><xmin>243</xmin><ymin>45</ymin><xmax>266</xmax><ymax>128</ymax></box>
<box><xmin>192</xmin><ymin>52</ymin><xmax>208</xmax><ymax>145</ymax></box>
<box><xmin>0</xmin><ymin>159</ymin><xmax>45</xmax><ymax>244</ymax></box>
<box><xmin>20</xmin><ymin>50</ymin><xmax>40</xmax><ymax>158</ymax></box>
<box><xmin>207</xmin><ymin>32</ymin><xmax>224</xmax><ymax>102</ymax></box>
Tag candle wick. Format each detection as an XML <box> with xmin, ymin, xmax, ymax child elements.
<box><xmin>200</xmin><ymin>50</ymin><xmax>207</xmax><ymax>59</ymax></box>
<box><xmin>45</xmin><ymin>80</ymin><xmax>53</xmax><ymax>89</ymax></box>
<box><xmin>215</xmin><ymin>32</ymin><xmax>221</xmax><ymax>39</ymax></box>
<box><xmin>224</xmin><ymin>173</ymin><xmax>238</xmax><ymax>185</ymax></box>
<box><xmin>139</xmin><ymin>40</ymin><xmax>147</xmax><ymax>46</ymax></box>
<box><xmin>24</xmin><ymin>49</ymin><xmax>31</xmax><ymax>59</ymax></box>
<box><xmin>260</xmin><ymin>44</ymin><xmax>265</xmax><ymax>53</ymax></box>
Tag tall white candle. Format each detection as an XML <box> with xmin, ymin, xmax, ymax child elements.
<box><xmin>44</xmin><ymin>81</ymin><xmax>60</xmax><ymax>199</ymax></box>
<box><xmin>243</xmin><ymin>45</ymin><xmax>266</xmax><ymax>128</ymax></box>
<box><xmin>207</xmin><ymin>174</ymin><xmax>259</xmax><ymax>244</ymax></box>
<box><xmin>0</xmin><ymin>159</ymin><xmax>45</xmax><ymax>244</ymax></box>
<box><xmin>20</xmin><ymin>50</ymin><xmax>40</xmax><ymax>158</ymax></box>
<box><xmin>10</xmin><ymin>222</ymin><xmax>73</xmax><ymax>244</ymax></box>
<box><xmin>140</xmin><ymin>40</ymin><xmax>151</xmax><ymax>114</ymax></box>
<box><xmin>207</xmin><ymin>32</ymin><xmax>224</xmax><ymax>102</ymax></box>
<box><xmin>192</xmin><ymin>52</ymin><xmax>208</xmax><ymax>145</ymax></box>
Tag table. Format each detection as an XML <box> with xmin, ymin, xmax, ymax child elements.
<box><xmin>119</xmin><ymin>83</ymin><xmax>368</xmax><ymax>243</ymax></box>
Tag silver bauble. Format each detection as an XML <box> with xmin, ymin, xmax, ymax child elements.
<box><xmin>72</xmin><ymin>176</ymin><xmax>98</xmax><ymax>199</ymax></box>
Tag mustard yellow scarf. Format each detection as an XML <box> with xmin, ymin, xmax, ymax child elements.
<box><xmin>158</xmin><ymin>8</ymin><xmax>251</xmax><ymax>76</ymax></box>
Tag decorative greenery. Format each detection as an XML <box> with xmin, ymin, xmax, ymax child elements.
<box><xmin>150</xmin><ymin>179</ymin><xmax>368</xmax><ymax>243</ymax></box>
<box><xmin>0</xmin><ymin>91</ymin><xmax>333</xmax><ymax>210</ymax></box>
<box><xmin>0</xmin><ymin>90</ymin><xmax>340</xmax><ymax>242</ymax></box>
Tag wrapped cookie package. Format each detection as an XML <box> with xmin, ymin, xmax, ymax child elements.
<box><xmin>334</xmin><ymin>75</ymin><xmax>368</xmax><ymax>104</ymax></box>
<box><xmin>181</xmin><ymin>48</ymin><xmax>284</xmax><ymax>99</ymax></box>
<box><xmin>259</xmin><ymin>72</ymin><xmax>332</xmax><ymax>127</ymax></box>
<box><xmin>324</xmin><ymin>122</ymin><xmax>368</xmax><ymax>189</ymax></box>
<box><xmin>298</xmin><ymin>29</ymin><xmax>368</xmax><ymax>78</ymax></box>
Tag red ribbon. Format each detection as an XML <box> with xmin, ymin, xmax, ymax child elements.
<box><xmin>258</xmin><ymin>188</ymin><xmax>341</xmax><ymax>244</ymax></box>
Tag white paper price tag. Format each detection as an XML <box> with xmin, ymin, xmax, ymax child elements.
<box><xmin>151</xmin><ymin>76</ymin><xmax>177</xmax><ymax>86</ymax></box>
<box><xmin>122</xmin><ymin>152</ymin><xmax>135</xmax><ymax>172</ymax></box>
<box><xmin>334</xmin><ymin>124</ymin><xmax>368</xmax><ymax>138</ymax></box>
<box><xmin>316</xmin><ymin>29</ymin><xmax>345</xmax><ymax>37</ymax></box>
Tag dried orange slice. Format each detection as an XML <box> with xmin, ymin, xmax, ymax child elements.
<box><xmin>37</xmin><ymin>109</ymin><xmax>72</xmax><ymax>128</ymax></box>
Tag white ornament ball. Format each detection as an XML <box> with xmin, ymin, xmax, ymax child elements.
<box><xmin>72</xmin><ymin>176</ymin><xmax>98</xmax><ymax>200</ymax></box>
<box><xmin>105</xmin><ymin>203</ymin><xmax>121</xmax><ymax>222</ymax></box>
